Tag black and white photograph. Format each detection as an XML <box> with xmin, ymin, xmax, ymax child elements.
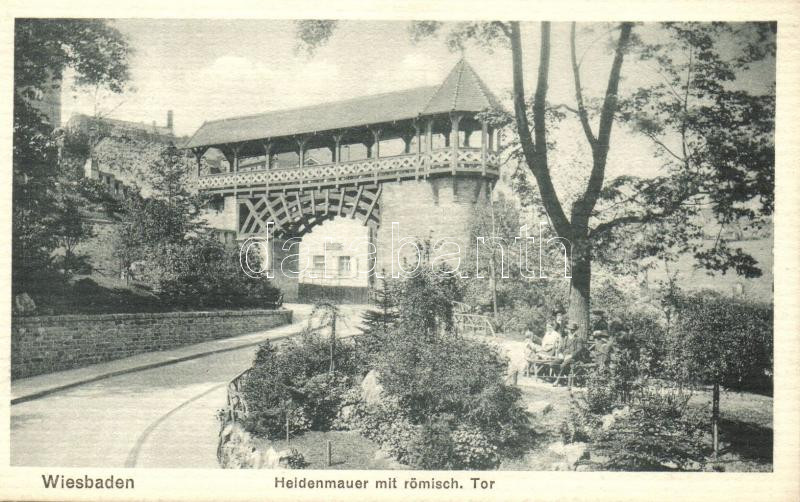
<box><xmin>2</xmin><ymin>4</ymin><xmax>798</xmax><ymax>501</ymax></box>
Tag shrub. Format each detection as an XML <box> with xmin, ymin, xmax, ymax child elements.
<box><xmin>242</xmin><ymin>332</ymin><xmax>359</xmax><ymax>439</ymax></box>
<box><xmin>674</xmin><ymin>290</ymin><xmax>773</xmax><ymax>394</ymax></box>
<box><xmin>451</xmin><ymin>424</ymin><xmax>501</xmax><ymax>469</ymax></box>
<box><xmin>283</xmin><ymin>448</ymin><xmax>309</xmax><ymax>469</ymax></box>
<box><xmin>341</xmin><ymin>398</ymin><xmax>418</xmax><ymax>464</ymax></box>
<box><xmin>140</xmin><ymin>236</ymin><xmax>281</xmax><ymax>310</ymax></box>
<box><xmin>353</xmin><ymin>266</ymin><xmax>534</xmax><ymax>468</ymax></box>
<box><xmin>300</xmin><ymin>373</ymin><xmax>351</xmax><ymax>431</ymax></box>
<box><xmin>405</xmin><ymin>418</ymin><xmax>501</xmax><ymax>470</ymax></box>
<box><xmin>591</xmin><ymin>384</ymin><xmax>706</xmax><ymax>471</ymax></box>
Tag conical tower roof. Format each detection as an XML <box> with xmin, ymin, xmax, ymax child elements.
<box><xmin>423</xmin><ymin>58</ymin><xmax>502</xmax><ymax>114</ymax></box>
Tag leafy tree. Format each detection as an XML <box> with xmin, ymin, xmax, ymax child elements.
<box><xmin>51</xmin><ymin>190</ymin><xmax>95</xmax><ymax>275</ymax></box>
<box><xmin>113</xmin><ymin>144</ymin><xmax>206</xmax><ymax>277</ymax></box>
<box><xmin>674</xmin><ymin>290</ymin><xmax>773</xmax><ymax>455</ymax></box>
<box><xmin>294</xmin><ymin>21</ymin><xmax>775</xmax><ymax>336</ymax></box>
<box><xmin>13</xmin><ymin>19</ymin><xmax>131</xmax><ymax>293</ymax></box>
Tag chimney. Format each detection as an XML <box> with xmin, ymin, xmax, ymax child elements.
<box><xmin>167</xmin><ymin>110</ymin><xmax>174</xmax><ymax>132</ymax></box>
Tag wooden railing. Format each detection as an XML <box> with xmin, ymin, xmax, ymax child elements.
<box><xmin>226</xmin><ymin>367</ymin><xmax>251</xmax><ymax>424</ymax></box>
<box><xmin>197</xmin><ymin>148</ymin><xmax>500</xmax><ymax>193</ymax></box>
<box><xmin>454</xmin><ymin>312</ymin><xmax>496</xmax><ymax>337</ymax></box>
<box><xmin>452</xmin><ymin>301</ymin><xmax>496</xmax><ymax>337</ymax></box>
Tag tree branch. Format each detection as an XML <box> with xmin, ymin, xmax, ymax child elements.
<box><xmin>574</xmin><ymin>22</ymin><xmax>633</xmax><ymax>229</ymax></box>
<box><xmin>570</xmin><ymin>22</ymin><xmax>597</xmax><ymax>147</ymax></box>
<box><xmin>509</xmin><ymin>21</ymin><xmax>571</xmax><ymax>237</ymax></box>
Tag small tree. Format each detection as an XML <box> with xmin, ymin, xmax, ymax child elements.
<box><xmin>51</xmin><ymin>191</ymin><xmax>95</xmax><ymax>275</ymax></box>
<box><xmin>674</xmin><ymin>290</ymin><xmax>773</xmax><ymax>455</ymax></box>
<box><xmin>309</xmin><ymin>300</ymin><xmax>342</xmax><ymax>373</ymax></box>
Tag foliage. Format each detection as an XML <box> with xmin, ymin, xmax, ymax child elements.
<box><xmin>51</xmin><ymin>188</ymin><xmax>96</xmax><ymax>275</ymax></box>
<box><xmin>339</xmin><ymin>397</ymin><xmax>419</xmax><ymax>464</ymax></box>
<box><xmin>13</xmin><ymin>19</ymin><xmax>130</xmax><ymax>294</ymax></box>
<box><xmin>138</xmin><ymin>236</ymin><xmax>280</xmax><ymax>309</ymax></box>
<box><xmin>283</xmin><ymin>448</ymin><xmax>309</xmax><ymax>469</ymax></box>
<box><xmin>603</xmin><ymin>22</ymin><xmax>776</xmax><ymax>279</ymax></box>
<box><xmin>290</xmin><ymin>20</ymin><xmax>775</xmax><ymax>338</ymax></box>
<box><xmin>353</xmin><ymin>266</ymin><xmax>534</xmax><ymax>467</ymax></box>
<box><xmin>591</xmin><ymin>384</ymin><xmax>706</xmax><ymax>471</ymax></box>
<box><xmin>674</xmin><ymin>290</ymin><xmax>773</xmax><ymax>394</ymax></box>
<box><xmin>14</xmin><ymin>19</ymin><xmax>130</xmax><ymax>94</ymax></box>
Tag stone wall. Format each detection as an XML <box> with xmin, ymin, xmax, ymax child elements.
<box><xmin>375</xmin><ymin>175</ymin><xmax>490</xmax><ymax>278</ymax></box>
<box><xmin>75</xmin><ymin>217</ymin><xmax>120</xmax><ymax>278</ymax></box>
<box><xmin>11</xmin><ymin>309</ymin><xmax>292</xmax><ymax>379</ymax></box>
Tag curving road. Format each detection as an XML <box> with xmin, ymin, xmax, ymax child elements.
<box><xmin>10</xmin><ymin>304</ymin><xmax>366</xmax><ymax>468</ymax></box>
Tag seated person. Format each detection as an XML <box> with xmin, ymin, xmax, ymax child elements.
<box><xmin>554</xmin><ymin>322</ymin><xmax>590</xmax><ymax>384</ymax></box>
<box><xmin>526</xmin><ymin>322</ymin><xmax>562</xmax><ymax>359</ymax></box>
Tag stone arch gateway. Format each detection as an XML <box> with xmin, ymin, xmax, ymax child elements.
<box><xmin>186</xmin><ymin>60</ymin><xmax>502</xmax><ymax>302</ymax></box>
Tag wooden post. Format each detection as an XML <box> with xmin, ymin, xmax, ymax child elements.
<box><xmin>262</xmin><ymin>140</ymin><xmax>273</xmax><ymax>170</ymax></box>
<box><xmin>481</xmin><ymin>120</ymin><xmax>488</xmax><ymax>176</ymax></box>
<box><xmin>326</xmin><ymin>440</ymin><xmax>332</xmax><ymax>467</ymax></box>
<box><xmin>370</xmin><ymin>128</ymin><xmax>382</xmax><ymax>159</ymax></box>
<box><xmin>192</xmin><ymin>147</ymin><xmax>207</xmax><ymax>178</ymax></box>
<box><xmin>232</xmin><ymin>144</ymin><xmax>240</xmax><ymax>173</ymax></box>
<box><xmin>449</xmin><ymin>113</ymin><xmax>462</xmax><ymax>174</ymax></box>
<box><xmin>286</xmin><ymin>408</ymin><xmax>291</xmax><ymax>443</ymax></box>
<box><xmin>296</xmin><ymin>137</ymin><xmax>308</xmax><ymax>168</ymax></box>
<box><xmin>332</xmin><ymin>133</ymin><xmax>344</xmax><ymax>164</ymax></box>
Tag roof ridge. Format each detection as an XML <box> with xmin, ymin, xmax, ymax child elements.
<box><xmin>202</xmin><ymin>84</ymin><xmax>441</xmax><ymax>126</ymax></box>
<box><xmin>421</xmin><ymin>61</ymin><xmax>457</xmax><ymax>113</ymax></box>
<box><xmin>451</xmin><ymin>59</ymin><xmax>466</xmax><ymax>111</ymax></box>
<box><xmin>461</xmin><ymin>60</ymin><xmax>494</xmax><ymax>109</ymax></box>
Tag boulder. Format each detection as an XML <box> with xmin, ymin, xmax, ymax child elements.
<box><xmin>360</xmin><ymin>370</ymin><xmax>384</xmax><ymax>405</ymax></box>
<box><xmin>527</xmin><ymin>400</ymin><xmax>553</xmax><ymax>416</ymax></box>
<box><xmin>547</xmin><ymin>441</ymin><xmax>588</xmax><ymax>469</ymax></box>
<box><xmin>262</xmin><ymin>447</ymin><xmax>293</xmax><ymax>469</ymax></box>
<box><xmin>563</xmin><ymin>442</ymin><xmax>588</xmax><ymax>466</ymax></box>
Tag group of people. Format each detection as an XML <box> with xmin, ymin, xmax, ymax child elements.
<box><xmin>524</xmin><ymin>308</ymin><xmax>636</xmax><ymax>384</ymax></box>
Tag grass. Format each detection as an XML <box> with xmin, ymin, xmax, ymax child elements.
<box><xmin>489</xmin><ymin>337</ymin><xmax>773</xmax><ymax>472</ymax></box>
<box><xmin>688</xmin><ymin>388</ymin><xmax>773</xmax><ymax>472</ymax></box>
<box><xmin>267</xmin><ymin>430</ymin><xmax>407</xmax><ymax>470</ymax></box>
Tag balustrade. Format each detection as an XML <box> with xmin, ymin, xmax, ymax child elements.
<box><xmin>196</xmin><ymin>148</ymin><xmax>499</xmax><ymax>192</ymax></box>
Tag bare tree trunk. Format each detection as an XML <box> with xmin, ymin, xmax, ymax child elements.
<box><xmin>567</xmin><ymin>240</ymin><xmax>592</xmax><ymax>336</ymax></box>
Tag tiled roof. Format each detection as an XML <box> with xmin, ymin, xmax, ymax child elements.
<box><xmin>185</xmin><ymin>59</ymin><xmax>500</xmax><ymax>149</ymax></box>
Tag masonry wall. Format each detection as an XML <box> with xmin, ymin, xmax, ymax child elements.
<box><xmin>74</xmin><ymin>217</ymin><xmax>121</xmax><ymax>278</ymax></box>
<box><xmin>11</xmin><ymin>309</ymin><xmax>292</xmax><ymax>379</ymax></box>
<box><xmin>375</xmin><ymin>175</ymin><xmax>490</xmax><ymax>279</ymax></box>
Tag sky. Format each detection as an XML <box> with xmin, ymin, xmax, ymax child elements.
<box><xmin>61</xmin><ymin>21</ymin><xmax>633</xmax><ymax>137</ymax></box>
<box><xmin>59</xmin><ymin>20</ymin><xmax>775</xmax><ymax>201</ymax></box>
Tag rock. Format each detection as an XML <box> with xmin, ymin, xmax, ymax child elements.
<box><xmin>547</xmin><ymin>441</ymin><xmax>565</xmax><ymax>457</ymax></box>
<box><xmin>527</xmin><ymin>400</ymin><xmax>553</xmax><ymax>416</ymax></box>
<box><xmin>14</xmin><ymin>293</ymin><xmax>36</xmax><ymax>314</ymax></box>
<box><xmin>374</xmin><ymin>449</ymin><xmax>391</xmax><ymax>461</ymax></box>
<box><xmin>338</xmin><ymin>404</ymin><xmax>355</xmax><ymax>422</ymax></box>
<box><xmin>247</xmin><ymin>447</ymin><xmax>264</xmax><ymax>469</ymax></box>
<box><xmin>563</xmin><ymin>442</ymin><xmax>588</xmax><ymax>466</ymax></box>
<box><xmin>602</xmin><ymin>406</ymin><xmax>631</xmax><ymax>430</ymax></box>
<box><xmin>552</xmin><ymin>461</ymin><xmax>572</xmax><ymax>471</ymax></box>
<box><xmin>547</xmin><ymin>441</ymin><xmax>588</xmax><ymax>468</ymax></box>
<box><xmin>575</xmin><ymin>464</ymin><xmax>593</xmax><ymax>472</ymax></box>
<box><xmin>262</xmin><ymin>447</ymin><xmax>281</xmax><ymax>469</ymax></box>
<box><xmin>360</xmin><ymin>370</ymin><xmax>384</xmax><ymax>405</ymax></box>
